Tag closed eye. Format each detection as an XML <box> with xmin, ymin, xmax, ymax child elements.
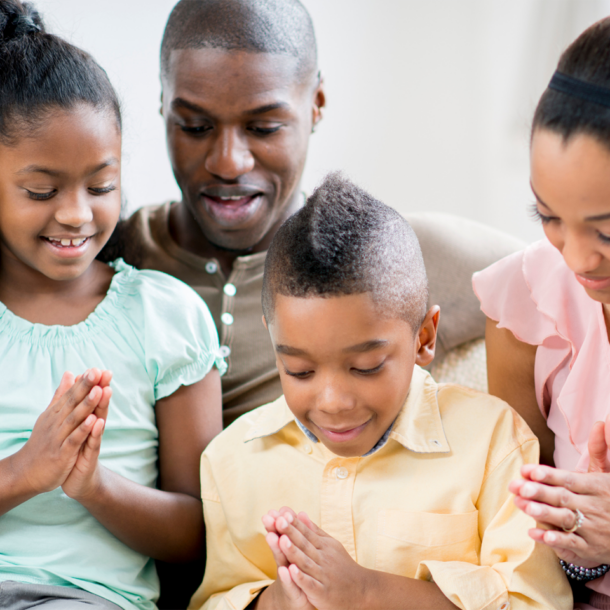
<box><xmin>283</xmin><ymin>368</ymin><xmax>313</xmax><ymax>379</ymax></box>
<box><xmin>529</xmin><ymin>202</ymin><xmax>554</xmax><ymax>224</ymax></box>
<box><xmin>25</xmin><ymin>189</ymin><xmax>56</xmax><ymax>201</ymax></box>
<box><xmin>352</xmin><ymin>362</ymin><xmax>385</xmax><ymax>375</ymax></box>
<box><xmin>180</xmin><ymin>125</ymin><xmax>212</xmax><ymax>136</ymax></box>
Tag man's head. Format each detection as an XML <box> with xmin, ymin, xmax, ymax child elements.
<box><xmin>160</xmin><ymin>0</ymin><xmax>324</xmax><ymax>253</ymax></box>
<box><xmin>262</xmin><ymin>173</ymin><xmax>439</xmax><ymax>457</ymax></box>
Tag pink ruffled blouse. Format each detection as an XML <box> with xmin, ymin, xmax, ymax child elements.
<box><xmin>473</xmin><ymin>238</ymin><xmax>610</xmax><ymax>605</ymax></box>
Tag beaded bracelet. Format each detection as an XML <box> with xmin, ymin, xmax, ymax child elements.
<box><xmin>560</xmin><ymin>560</ymin><xmax>610</xmax><ymax>581</ymax></box>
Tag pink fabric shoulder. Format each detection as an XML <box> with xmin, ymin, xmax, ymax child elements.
<box><xmin>473</xmin><ymin>239</ymin><xmax>610</xmax><ymax>472</ymax></box>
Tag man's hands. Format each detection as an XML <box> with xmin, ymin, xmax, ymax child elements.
<box><xmin>14</xmin><ymin>368</ymin><xmax>111</xmax><ymax>501</ymax></box>
<box><xmin>258</xmin><ymin>509</ymin><xmax>370</xmax><ymax>610</ymax></box>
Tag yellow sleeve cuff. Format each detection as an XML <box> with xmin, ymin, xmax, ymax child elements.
<box><xmin>416</xmin><ymin>561</ymin><xmax>509</xmax><ymax>610</ymax></box>
<box><xmin>196</xmin><ymin>580</ymin><xmax>274</xmax><ymax>610</ymax></box>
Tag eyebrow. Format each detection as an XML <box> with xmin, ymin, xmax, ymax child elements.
<box><xmin>531</xmin><ymin>183</ymin><xmax>610</xmax><ymax>222</ymax></box>
<box><xmin>171</xmin><ymin>97</ymin><xmax>290</xmax><ymax>117</ymax></box>
<box><xmin>16</xmin><ymin>158</ymin><xmax>118</xmax><ymax>178</ymax></box>
<box><xmin>275</xmin><ymin>339</ymin><xmax>388</xmax><ymax>357</ymax></box>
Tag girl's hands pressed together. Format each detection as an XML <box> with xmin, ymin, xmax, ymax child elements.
<box><xmin>510</xmin><ymin>417</ymin><xmax>610</xmax><ymax>567</ymax></box>
<box><xmin>14</xmin><ymin>368</ymin><xmax>110</xmax><ymax>497</ymax></box>
<box><xmin>62</xmin><ymin>370</ymin><xmax>112</xmax><ymax>502</ymax></box>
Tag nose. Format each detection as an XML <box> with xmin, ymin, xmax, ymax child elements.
<box><xmin>560</xmin><ymin>227</ymin><xmax>604</xmax><ymax>275</ymax></box>
<box><xmin>54</xmin><ymin>191</ymin><xmax>93</xmax><ymax>228</ymax></box>
<box><xmin>316</xmin><ymin>374</ymin><xmax>356</xmax><ymax>416</ymax></box>
<box><xmin>205</xmin><ymin>127</ymin><xmax>255</xmax><ymax>180</ymax></box>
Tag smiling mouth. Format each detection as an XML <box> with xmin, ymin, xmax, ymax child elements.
<box><xmin>316</xmin><ymin>421</ymin><xmax>371</xmax><ymax>443</ymax></box>
<box><xmin>42</xmin><ymin>236</ymin><xmax>90</xmax><ymax>248</ymax></box>
<box><xmin>200</xmin><ymin>192</ymin><xmax>264</xmax><ymax>226</ymax></box>
<box><xmin>575</xmin><ymin>273</ymin><xmax>610</xmax><ymax>291</ymax></box>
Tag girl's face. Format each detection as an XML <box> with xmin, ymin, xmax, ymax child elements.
<box><xmin>531</xmin><ymin>128</ymin><xmax>610</xmax><ymax>304</ymax></box>
<box><xmin>0</xmin><ymin>104</ymin><xmax>121</xmax><ymax>283</ymax></box>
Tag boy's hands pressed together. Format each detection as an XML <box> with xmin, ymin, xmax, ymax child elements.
<box><xmin>258</xmin><ymin>509</ymin><xmax>314</xmax><ymax>610</ymax></box>
<box><xmin>274</xmin><ymin>511</ymin><xmax>371</xmax><ymax>610</ymax></box>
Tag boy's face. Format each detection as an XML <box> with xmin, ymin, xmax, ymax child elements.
<box><xmin>266</xmin><ymin>293</ymin><xmax>439</xmax><ymax>457</ymax></box>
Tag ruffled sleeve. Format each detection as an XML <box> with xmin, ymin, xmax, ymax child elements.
<box><xmin>473</xmin><ymin>241</ymin><xmax>610</xmax><ymax>471</ymax></box>
<box><xmin>472</xmin><ymin>244</ymin><xmax>558</xmax><ymax>345</ymax></box>
<box><xmin>112</xmin><ymin>260</ymin><xmax>227</xmax><ymax>402</ymax></box>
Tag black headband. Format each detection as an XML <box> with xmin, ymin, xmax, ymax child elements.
<box><xmin>549</xmin><ymin>71</ymin><xmax>610</xmax><ymax>109</ymax></box>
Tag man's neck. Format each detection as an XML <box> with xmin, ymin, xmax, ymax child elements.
<box><xmin>168</xmin><ymin>193</ymin><xmax>304</xmax><ymax>277</ymax></box>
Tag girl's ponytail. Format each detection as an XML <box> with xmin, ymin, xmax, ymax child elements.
<box><xmin>0</xmin><ymin>0</ymin><xmax>120</xmax><ymax>146</ymax></box>
<box><xmin>0</xmin><ymin>1</ymin><xmax>44</xmax><ymax>40</ymax></box>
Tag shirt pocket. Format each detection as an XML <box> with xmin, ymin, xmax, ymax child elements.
<box><xmin>375</xmin><ymin>509</ymin><xmax>480</xmax><ymax>577</ymax></box>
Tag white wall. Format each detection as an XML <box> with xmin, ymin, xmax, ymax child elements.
<box><xmin>34</xmin><ymin>0</ymin><xmax>610</xmax><ymax>243</ymax></box>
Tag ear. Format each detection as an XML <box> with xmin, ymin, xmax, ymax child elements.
<box><xmin>415</xmin><ymin>306</ymin><xmax>440</xmax><ymax>367</ymax></box>
<box><xmin>262</xmin><ymin>314</ymin><xmax>268</xmax><ymax>330</ymax></box>
<box><xmin>311</xmin><ymin>72</ymin><xmax>325</xmax><ymax>132</ymax></box>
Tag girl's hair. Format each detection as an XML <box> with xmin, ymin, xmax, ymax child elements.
<box><xmin>0</xmin><ymin>1</ymin><xmax>125</xmax><ymax>264</ymax></box>
<box><xmin>533</xmin><ymin>17</ymin><xmax>610</xmax><ymax>146</ymax></box>
<box><xmin>0</xmin><ymin>0</ymin><xmax>121</xmax><ymax>145</ymax></box>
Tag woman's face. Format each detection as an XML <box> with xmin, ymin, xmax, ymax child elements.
<box><xmin>0</xmin><ymin>104</ymin><xmax>122</xmax><ymax>283</ymax></box>
<box><xmin>531</xmin><ymin>128</ymin><xmax>610</xmax><ymax>304</ymax></box>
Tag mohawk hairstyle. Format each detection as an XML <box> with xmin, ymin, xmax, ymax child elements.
<box><xmin>160</xmin><ymin>0</ymin><xmax>317</xmax><ymax>81</ymax></box>
<box><xmin>262</xmin><ymin>173</ymin><xmax>429</xmax><ymax>331</ymax></box>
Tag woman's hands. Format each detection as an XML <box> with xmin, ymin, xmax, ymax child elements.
<box><xmin>14</xmin><ymin>368</ymin><xmax>111</xmax><ymax>498</ymax></box>
<box><xmin>510</xmin><ymin>416</ymin><xmax>610</xmax><ymax>567</ymax></box>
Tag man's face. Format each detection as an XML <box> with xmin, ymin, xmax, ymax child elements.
<box><xmin>266</xmin><ymin>293</ymin><xmax>438</xmax><ymax>458</ymax></box>
<box><xmin>162</xmin><ymin>48</ymin><xmax>324</xmax><ymax>252</ymax></box>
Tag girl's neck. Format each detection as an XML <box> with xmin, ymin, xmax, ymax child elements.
<box><xmin>0</xmin><ymin>257</ymin><xmax>114</xmax><ymax>326</ymax></box>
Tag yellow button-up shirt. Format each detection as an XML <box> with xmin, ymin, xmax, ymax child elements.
<box><xmin>190</xmin><ymin>367</ymin><xmax>571</xmax><ymax>610</ymax></box>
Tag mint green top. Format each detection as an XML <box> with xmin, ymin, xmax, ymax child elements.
<box><xmin>0</xmin><ymin>259</ymin><xmax>226</xmax><ymax>610</ymax></box>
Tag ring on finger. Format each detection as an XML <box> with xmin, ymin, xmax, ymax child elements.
<box><xmin>562</xmin><ymin>508</ymin><xmax>585</xmax><ymax>534</ymax></box>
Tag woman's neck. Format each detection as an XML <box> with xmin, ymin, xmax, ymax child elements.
<box><xmin>0</xmin><ymin>257</ymin><xmax>114</xmax><ymax>326</ymax></box>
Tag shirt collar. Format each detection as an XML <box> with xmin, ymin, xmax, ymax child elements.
<box><xmin>244</xmin><ymin>366</ymin><xmax>450</xmax><ymax>455</ymax></box>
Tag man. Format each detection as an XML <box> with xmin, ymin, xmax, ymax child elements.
<box><xmin>126</xmin><ymin>0</ymin><xmax>523</xmax><ymax>427</ymax></box>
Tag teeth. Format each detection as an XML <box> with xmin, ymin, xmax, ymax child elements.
<box><xmin>219</xmin><ymin>195</ymin><xmax>249</xmax><ymax>201</ymax></box>
<box><xmin>46</xmin><ymin>237</ymin><xmax>87</xmax><ymax>247</ymax></box>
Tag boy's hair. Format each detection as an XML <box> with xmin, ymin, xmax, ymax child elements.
<box><xmin>0</xmin><ymin>0</ymin><xmax>121</xmax><ymax>146</ymax></box>
<box><xmin>533</xmin><ymin>17</ymin><xmax>610</xmax><ymax>147</ymax></box>
<box><xmin>160</xmin><ymin>0</ymin><xmax>317</xmax><ymax>82</ymax></box>
<box><xmin>262</xmin><ymin>173</ymin><xmax>429</xmax><ymax>331</ymax></box>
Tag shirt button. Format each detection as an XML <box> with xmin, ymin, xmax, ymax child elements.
<box><xmin>205</xmin><ymin>261</ymin><xmax>218</xmax><ymax>274</ymax></box>
<box><xmin>223</xmin><ymin>283</ymin><xmax>237</xmax><ymax>296</ymax></box>
<box><xmin>218</xmin><ymin>345</ymin><xmax>231</xmax><ymax>358</ymax></box>
<box><xmin>303</xmin><ymin>444</ymin><xmax>312</xmax><ymax>454</ymax></box>
<box><xmin>499</xmin><ymin>603</ymin><xmax>510</xmax><ymax>610</ymax></box>
<box><xmin>221</xmin><ymin>312</ymin><xmax>234</xmax><ymax>325</ymax></box>
<box><xmin>336</xmin><ymin>467</ymin><xmax>349</xmax><ymax>479</ymax></box>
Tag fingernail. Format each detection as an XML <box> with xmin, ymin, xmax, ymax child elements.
<box><xmin>85</xmin><ymin>414</ymin><xmax>95</xmax><ymax>425</ymax></box>
<box><xmin>285</xmin><ymin>538</ymin><xmax>291</xmax><ymax>548</ymax></box>
<box><xmin>546</xmin><ymin>532</ymin><xmax>556</xmax><ymax>543</ymax></box>
<box><xmin>529</xmin><ymin>504</ymin><xmax>542</xmax><ymax>516</ymax></box>
<box><xmin>86</xmin><ymin>370</ymin><xmax>95</xmax><ymax>382</ymax></box>
<box><xmin>522</xmin><ymin>483</ymin><xmax>537</xmax><ymax>498</ymax></box>
<box><xmin>532</xmin><ymin>468</ymin><xmax>546</xmax><ymax>481</ymax></box>
<box><xmin>88</xmin><ymin>389</ymin><xmax>96</xmax><ymax>400</ymax></box>
<box><xmin>279</xmin><ymin>517</ymin><xmax>287</xmax><ymax>529</ymax></box>
<box><xmin>286</xmin><ymin>513</ymin><xmax>294</xmax><ymax>524</ymax></box>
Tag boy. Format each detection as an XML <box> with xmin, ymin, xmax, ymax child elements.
<box><xmin>189</xmin><ymin>174</ymin><xmax>571</xmax><ymax>610</ymax></box>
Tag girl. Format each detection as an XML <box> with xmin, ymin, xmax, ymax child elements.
<box><xmin>0</xmin><ymin>2</ymin><xmax>224</xmax><ymax>609</ymax></box>
<box><xmin>474</xmin><ymin>17</ymin><xmax>610</xmax><ymax>610</ymax></box>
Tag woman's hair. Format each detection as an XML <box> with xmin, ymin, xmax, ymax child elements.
<box><xmin>0</xmin><ymin>0</ymin><xmax>121</xmax><ymax>145</ymax></box>
<box><xmin>532</xmin><ymin>17</ymin><xmax>610</xmax><ymax>146</ymax></box>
